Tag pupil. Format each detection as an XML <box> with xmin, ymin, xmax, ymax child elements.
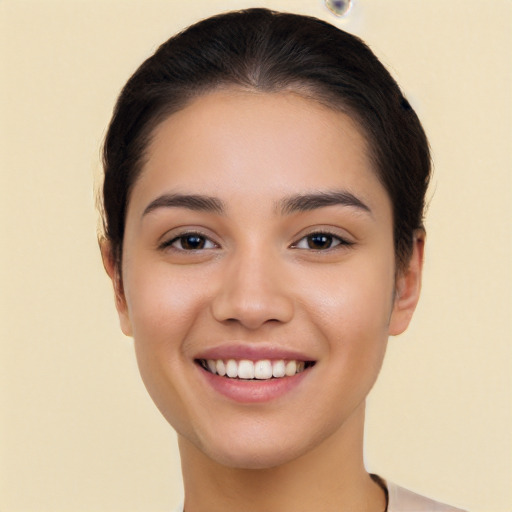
<box><xmin>182</xmin><ymin>235</ymin><xmax>204</xmax><ymax>250</ymax></box>
<box><xmin>308</xmin><ymin>234</ymin><xmax>331</xmax><ymax>249</ymax></box>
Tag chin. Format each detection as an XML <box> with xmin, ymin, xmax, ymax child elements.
<box><xmin>188</xmin><ymin>424</ymin><xmax>319</xmax><ymax>471</ymax></box>
<box><xmin>207</xmin><ymin>443</ymin><xmax>302</xmax><ymax>470</ymax></box>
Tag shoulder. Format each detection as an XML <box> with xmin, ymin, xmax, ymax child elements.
<box><xmin>386</xmin><ymin>479</ymin><xmax>467</xmax><ymax>512</ymax></box>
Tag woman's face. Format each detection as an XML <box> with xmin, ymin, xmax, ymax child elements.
<box><xmin>111</xmin><ymin>90</ymin><xmax>420</xmax><ymax>469</ymax></box>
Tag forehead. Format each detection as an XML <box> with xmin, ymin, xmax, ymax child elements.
<box><xmin>130</xmin><ymin>89</ymin><xmax>389</xmax><ymax>216</ymax></box>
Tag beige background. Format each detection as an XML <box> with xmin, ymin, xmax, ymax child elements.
<box><xmin>1</xmin><ymin>1</ymin><xmax>510</xmax><ymax>511</ymax></box>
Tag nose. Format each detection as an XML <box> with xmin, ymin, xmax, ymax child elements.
<box><xmin>210</xmin><ymin>247</ymin><xmax>294</xmax><ymax>330</ymax></box>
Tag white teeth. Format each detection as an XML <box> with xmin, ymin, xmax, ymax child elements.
<box><xmin>285</xmin><ymin>360</ymin><xmax>297</xmax><ymax>376</ymax></box>
<box><xmin>272</xmin><ymin>360</ymin><xmax>286</xmax><ymax>378</ymax></box>
<box><xmin>207</xmin><ymin>360</ymin><xmax>217</xmax><ymax>374</ymax></box>
<box><xmin>238</xmin><ymin>360</ymin><xmax>255</xmax><ymax>379</ymax></box>
<box><xmin>202</xmin><ymin>358</ymin><xmax>310</xmax><ymax>379</ymax></box>
<box><xmin>254</xmin><ymin>360</ymin><xmax>272</xmax><ymax>379</ymax></box>
<box><xmin>226</xmin><ymin>359</ymin><xmax>238</xmax><ymax>378</ymax></box>
<box><xmin>216</xmin><ymin>359</ymin><xmax>226</xmax><ymax>376</ymax></box>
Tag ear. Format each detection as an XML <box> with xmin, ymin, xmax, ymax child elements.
<box><xmin>99</xmin><ymin>239</ymin><xmax>133</xmax><ymax>337</ymax></box>
<box><xmin>389</xmin><ymin>230</ymin><xmax>425</xmax><ymax>336</ymax></box>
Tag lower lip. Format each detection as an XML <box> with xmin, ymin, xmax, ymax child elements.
<box><xmin>198</xmin><ymin>365</ymin><xmax>311</xmax><ymax>404</ymax></box>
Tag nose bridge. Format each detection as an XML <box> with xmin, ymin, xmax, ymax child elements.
<box><xmin>211</xmin><ymin>243</ymin><xmax>294</xmax><ymax>329</ymax></box>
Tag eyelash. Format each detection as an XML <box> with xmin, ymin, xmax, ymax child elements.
<box><xmin>159</xmin><ymin>231</ymin><xmax>218</xmax><ymax>252</ymax></box>
<box><xmin>291</xmin><ymin>231</ymin><xmax>353</xmax><ymax>251</ymax></box>
<box><xmin>159</xmin><ymin>230</ymin><xmax>352</xmax><ymax>252</ymax></box>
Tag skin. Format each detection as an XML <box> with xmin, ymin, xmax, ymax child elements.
<box><xmin>102</xmin><ymin>89</ymin><xmax>424</xmax><ymax>512</ymax></box>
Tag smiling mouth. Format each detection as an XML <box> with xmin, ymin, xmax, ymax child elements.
<box><xmin>196</xmin><ymin>358</ymin><xmax>316</xmax><ymax>380</ymax></box>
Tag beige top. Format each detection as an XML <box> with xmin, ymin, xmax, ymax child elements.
<box><xmin>173</xmin><ymin>478</ymin><xmax>468</xmax><ymax>511</ymax></box>
<box><xmin>386</xmin><ymin>480</ymin><xmax>467</xmax><ymax>512</ymax></box>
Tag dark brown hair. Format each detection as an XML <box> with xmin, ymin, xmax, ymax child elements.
<box><xmin>101</xmin><ymin>8</ymin><xmax>431</xmax><ymax>271</ymax></box>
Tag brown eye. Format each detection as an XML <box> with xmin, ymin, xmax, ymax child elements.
<box><xmin>164</xmin><ymin>233</ymin><xmax>216</xmax><ymax>251</ymax></box>
<box><xmin>307</xmin><ymin>233</ymin><xmax>335</xmax><ymax>250</ymax></box>
<box><xmin>179</xmin><ymin>235</ymin><xmax>206</xmax><ymax>250</ymax></box>
<box><xmin>292</xmin><ymin>232</ymin><xmax>351</xmax><ymax>251</ymax></box>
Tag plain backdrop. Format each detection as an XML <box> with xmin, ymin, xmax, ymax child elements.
<box><xmin>1</xmin><ymin>1</ymin><xmax>511</xmax><ymax>511</ymax></box>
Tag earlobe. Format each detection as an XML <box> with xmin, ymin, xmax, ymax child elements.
<box><xmin>99</xmin><ymin>239</ymin><xmax>133</xmax><ymax>337</ymax></box>
<box><xmin>389</xmin><ymin>231</ymin><xmax>425</xmax><ymax>336</ymax></box>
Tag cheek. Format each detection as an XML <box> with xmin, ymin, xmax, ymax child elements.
<box><xmin>304</xmin><ymin>255</ymin><xmax>395</xmax><ymax>335</ymax></box>
<box><xmin>300</xmin><ymin>255</ymin><xmax>394</xmax><ymax>385</ymax></box>
<box><xmin>123</xmin><ymin>261</ymin><xmax>210</xmax><ymax>343</ymax></box>
<box><xmin>122</xmin><ymin>261</ymin><xmax>214</xmax><ymax>429</ymax></box>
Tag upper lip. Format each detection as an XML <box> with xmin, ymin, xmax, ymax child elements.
<box><xmin>194</xmin><ymin>343</ymin><xmax>315</xmax><ymax>362</ymax></box>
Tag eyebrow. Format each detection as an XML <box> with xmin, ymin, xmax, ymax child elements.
<box><xmin>141</xmin><ymin>190</ymin><xmax>371</xmax><ymax>218</ymax></box>
<box><xmin>142</xmin><ymin>193</ymin><xmax>225</xmax><ymax>217</ymax></box>
<box><xmin>278</xmin><ymin>190</ymin><xmax>372</xmax><ymax>216</ymax></box>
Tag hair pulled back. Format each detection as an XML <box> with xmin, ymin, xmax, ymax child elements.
<box><xmin>101</xmin><ymin>8</ymin><xmax>430</xmax><ymax>272</ymax></box>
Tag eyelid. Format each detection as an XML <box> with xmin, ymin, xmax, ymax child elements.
<box><xmin>290</xmin><ymin>228</ymin><xmax>355</xmax><ymax>250</ymax></box>
<box><xmin>158</xmin><ymin>228</ymin><xmax>220</xmax><ymax>251</ymax></box>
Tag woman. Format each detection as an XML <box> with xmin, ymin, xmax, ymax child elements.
<box><xmin>99</xmin><ymin>8</ymin><xmax>466</xmax><ymax>512</ymax></box>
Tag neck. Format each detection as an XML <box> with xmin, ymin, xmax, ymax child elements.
<box><xmin>178</xmin><ymin>402</ymin><xmax>386</xmax><ymax>512</ymax></box>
